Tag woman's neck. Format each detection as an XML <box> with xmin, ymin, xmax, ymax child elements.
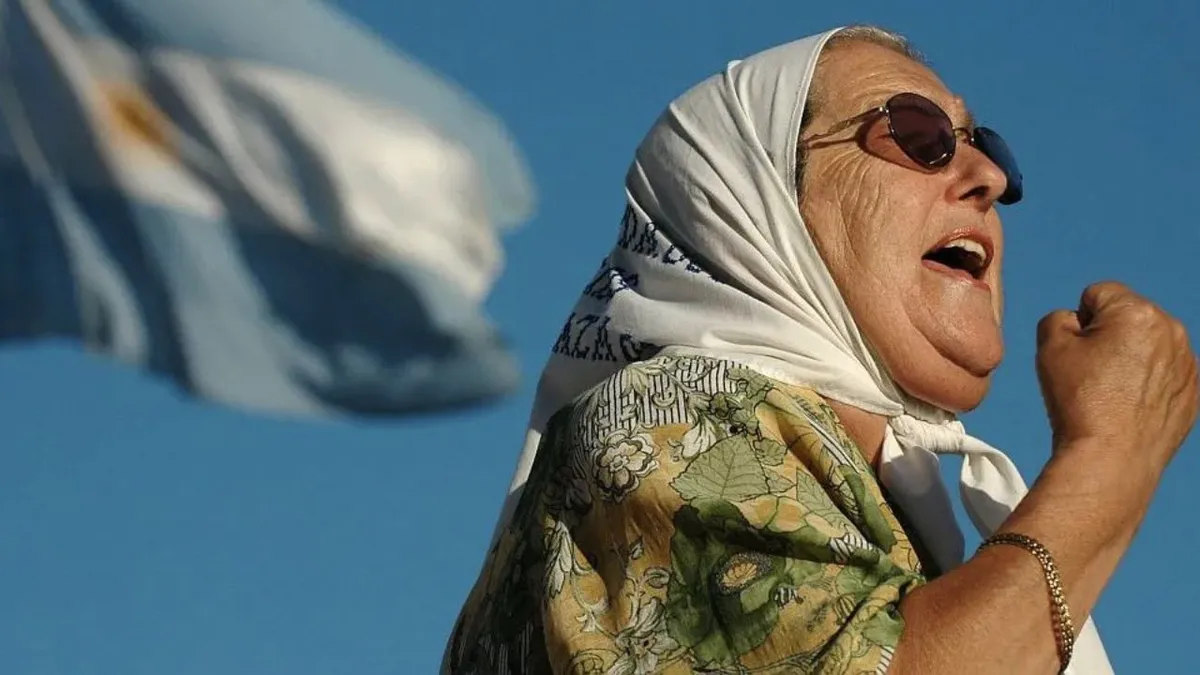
<box><xmin>824</xmin><ymin>399</ymin><xmax>888</xmax><ymax>470</ymax></box>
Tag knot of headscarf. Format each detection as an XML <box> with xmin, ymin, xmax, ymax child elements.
<box><xmin>891</xmin><ymin>414</ymin><xmax>968</xmax><ymax>451</ymax></box>
<box><xmin>883</xmin><ymin>415</ymin><xmax>1027</xmax><ymax>571</ymax></box>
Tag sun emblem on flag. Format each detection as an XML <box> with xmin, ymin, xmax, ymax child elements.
<box><xmin>103</xmin><ymin>83</ymin><xmax>173</xmax><ymax>155</ymax></box>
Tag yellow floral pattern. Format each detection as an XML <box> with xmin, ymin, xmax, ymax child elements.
<box><xmin>444</xmin><ymin>355</ymin><xmax>929</xmax><ymax>674</ymax></box>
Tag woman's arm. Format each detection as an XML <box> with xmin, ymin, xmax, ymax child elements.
<box><xmin>890</xmin><ymin>444</ymin><xmax>1155</xmax><ymax>674</ymax></box>
<box><xmin>890</xmin><ymin>282</ymin><xmax>1197</xmax><ymax>674</ymax></box>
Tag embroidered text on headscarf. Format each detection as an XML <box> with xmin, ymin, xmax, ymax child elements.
<box><xmin>552</xmin><ymin>206</ymin><xmax>720</xmax><ymax>363</ymax></box>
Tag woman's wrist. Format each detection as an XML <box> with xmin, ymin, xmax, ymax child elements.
<box><xmin>999</xmin><ymin>443</ymin><xmax>1158</xmax><ymax>586</ymax></box>
<box><xmin>1049</xmin><ymin>436</ymin><xmax>1167</xmax><ymax>489</ymax></box>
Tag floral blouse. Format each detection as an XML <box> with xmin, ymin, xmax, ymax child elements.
<box><xmin>443</xmin><ymin>354</ymin><xmax>930</xmax><ymax>674</ymax></box>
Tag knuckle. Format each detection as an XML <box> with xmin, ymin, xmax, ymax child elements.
<box><xmin>1036</xmin><ymin>313</ymin><xmax>1056</xmax><ymax>333</ymax></box>
<box><xmin>1084</xmin><ymin>280</ymin><xmax>1127</xmax><ymax>303</ymax></box>
<box><xmin>1037</xmin><ymin>311</ymin><xmax>1072</xmax><ymax>343</ymax></box>
<box><xmin>1124</xmin><ymin>301</ymin><xmax>1161</xmax><ymax>325</ymax></box>
<box><xmin>1093</xmin><ymin>280</ymin><xmax>1128</xmax><ymax>293</ymax></box>
<box><xmin>1172</xmin><ymin>319</ymin><xmax>1190</xmax><ymax>343</ymax></box>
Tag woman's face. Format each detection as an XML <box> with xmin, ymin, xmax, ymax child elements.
<box><xmin>799</xmin><ymin>42</ymin><xmax>1009</xmax><ymax>412</ymax></box>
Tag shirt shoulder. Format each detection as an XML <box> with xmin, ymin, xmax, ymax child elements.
<box><xmin>561</xmin><ymin>354</ymin><xmax>916</xmax><ymax>559</ymax></box>
<box><xmin>445</xmin><ymin>354</ymin><xmax>926</xmax><ymax>675</ymax></box>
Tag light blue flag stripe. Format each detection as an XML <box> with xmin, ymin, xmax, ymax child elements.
<box><xmin>0</xmin><ymin>0</ymin><xmax>532</xmax><ymax>417</ymax></box>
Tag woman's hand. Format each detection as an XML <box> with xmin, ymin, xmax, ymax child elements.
<box><xmin>1036</xmin><ymin>281</ymin><xmax>1198</xmax><ymax>475</ymax></box>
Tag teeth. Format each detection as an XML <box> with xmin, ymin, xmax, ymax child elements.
<box><xmin>943</xmin><ymin>238</ymin><xmax>987</xmax><ymax>261</ymax></box>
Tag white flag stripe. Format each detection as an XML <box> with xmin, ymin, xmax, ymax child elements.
<box><xmin>9</xmin><ymin>0</ymin><xmax>506</xmax><ymax>301</ymax></box>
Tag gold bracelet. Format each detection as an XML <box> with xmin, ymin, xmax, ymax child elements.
<box><xmin>979</xmin><ymin>532</ymin><xmax>1076</xmax><ymax>673</ymax></box>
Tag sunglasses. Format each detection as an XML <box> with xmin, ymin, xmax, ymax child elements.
<box><xmin>803</xmin><ymin>92</ymin><xmax>1023</xmax><ymax>205</ymax></box>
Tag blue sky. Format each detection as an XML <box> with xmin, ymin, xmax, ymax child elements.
<box><xmin>3</xmin><ymin>1</ymin><xmax>1198</xmax><ymax>673</ymax></box>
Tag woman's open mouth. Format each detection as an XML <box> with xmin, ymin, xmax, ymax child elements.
<box><xmin>921</xmin><ymin>233</ymin><xmax>993</xmax><ymax>289</ymax></box>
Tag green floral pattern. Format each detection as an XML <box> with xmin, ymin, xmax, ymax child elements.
<box><xmin>444</xmin><ymin>355</ymin><xmax>928</xmax><ymax>674</ymax></box>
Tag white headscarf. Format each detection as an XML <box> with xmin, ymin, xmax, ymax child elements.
<box><xmin>500</xmin><ymin>28</ymin><xmax>1111</xmax><ymax>674</ymax></box>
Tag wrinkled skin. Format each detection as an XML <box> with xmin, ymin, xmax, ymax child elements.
<box><xmin>799</xmin><ymin>42</ymin><xmax>1009</xmax><ymax>413</ymax></box>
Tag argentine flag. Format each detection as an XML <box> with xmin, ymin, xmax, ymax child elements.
<box><xmin>0</xmin><ymin>0</ymin><xmax>534</xmax><ymax>417</ymax></box>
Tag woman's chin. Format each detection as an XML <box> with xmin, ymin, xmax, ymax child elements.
<box><xmin>899</xmin><ymin>368</ymin><xmax>992</xmax><ymax>414</ymax></box>
<box><xmin>888</xmin><ymin>338</ymin><xmax>1002</xmax><ymax>414</ymax></box>
<box><xmin>937</xmin><ymin>374</ymin><xmax>992</xmax><ymax>413</ymax></box>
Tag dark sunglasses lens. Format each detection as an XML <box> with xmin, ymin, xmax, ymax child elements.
<box><xmin>887</xmin><ymin>93</ymin><xmax>955</xmax><ymax>168</ymax></box>
<box><xmin>973</xmin><ymin>127</ymin><xmax>1023</xmax><ymax>205</ymax></box>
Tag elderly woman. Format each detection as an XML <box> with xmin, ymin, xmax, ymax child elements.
<box><xmin>444</xmin><ymin>26</ymin><xmax>1197</xmax><ymax>675</ymax></box>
